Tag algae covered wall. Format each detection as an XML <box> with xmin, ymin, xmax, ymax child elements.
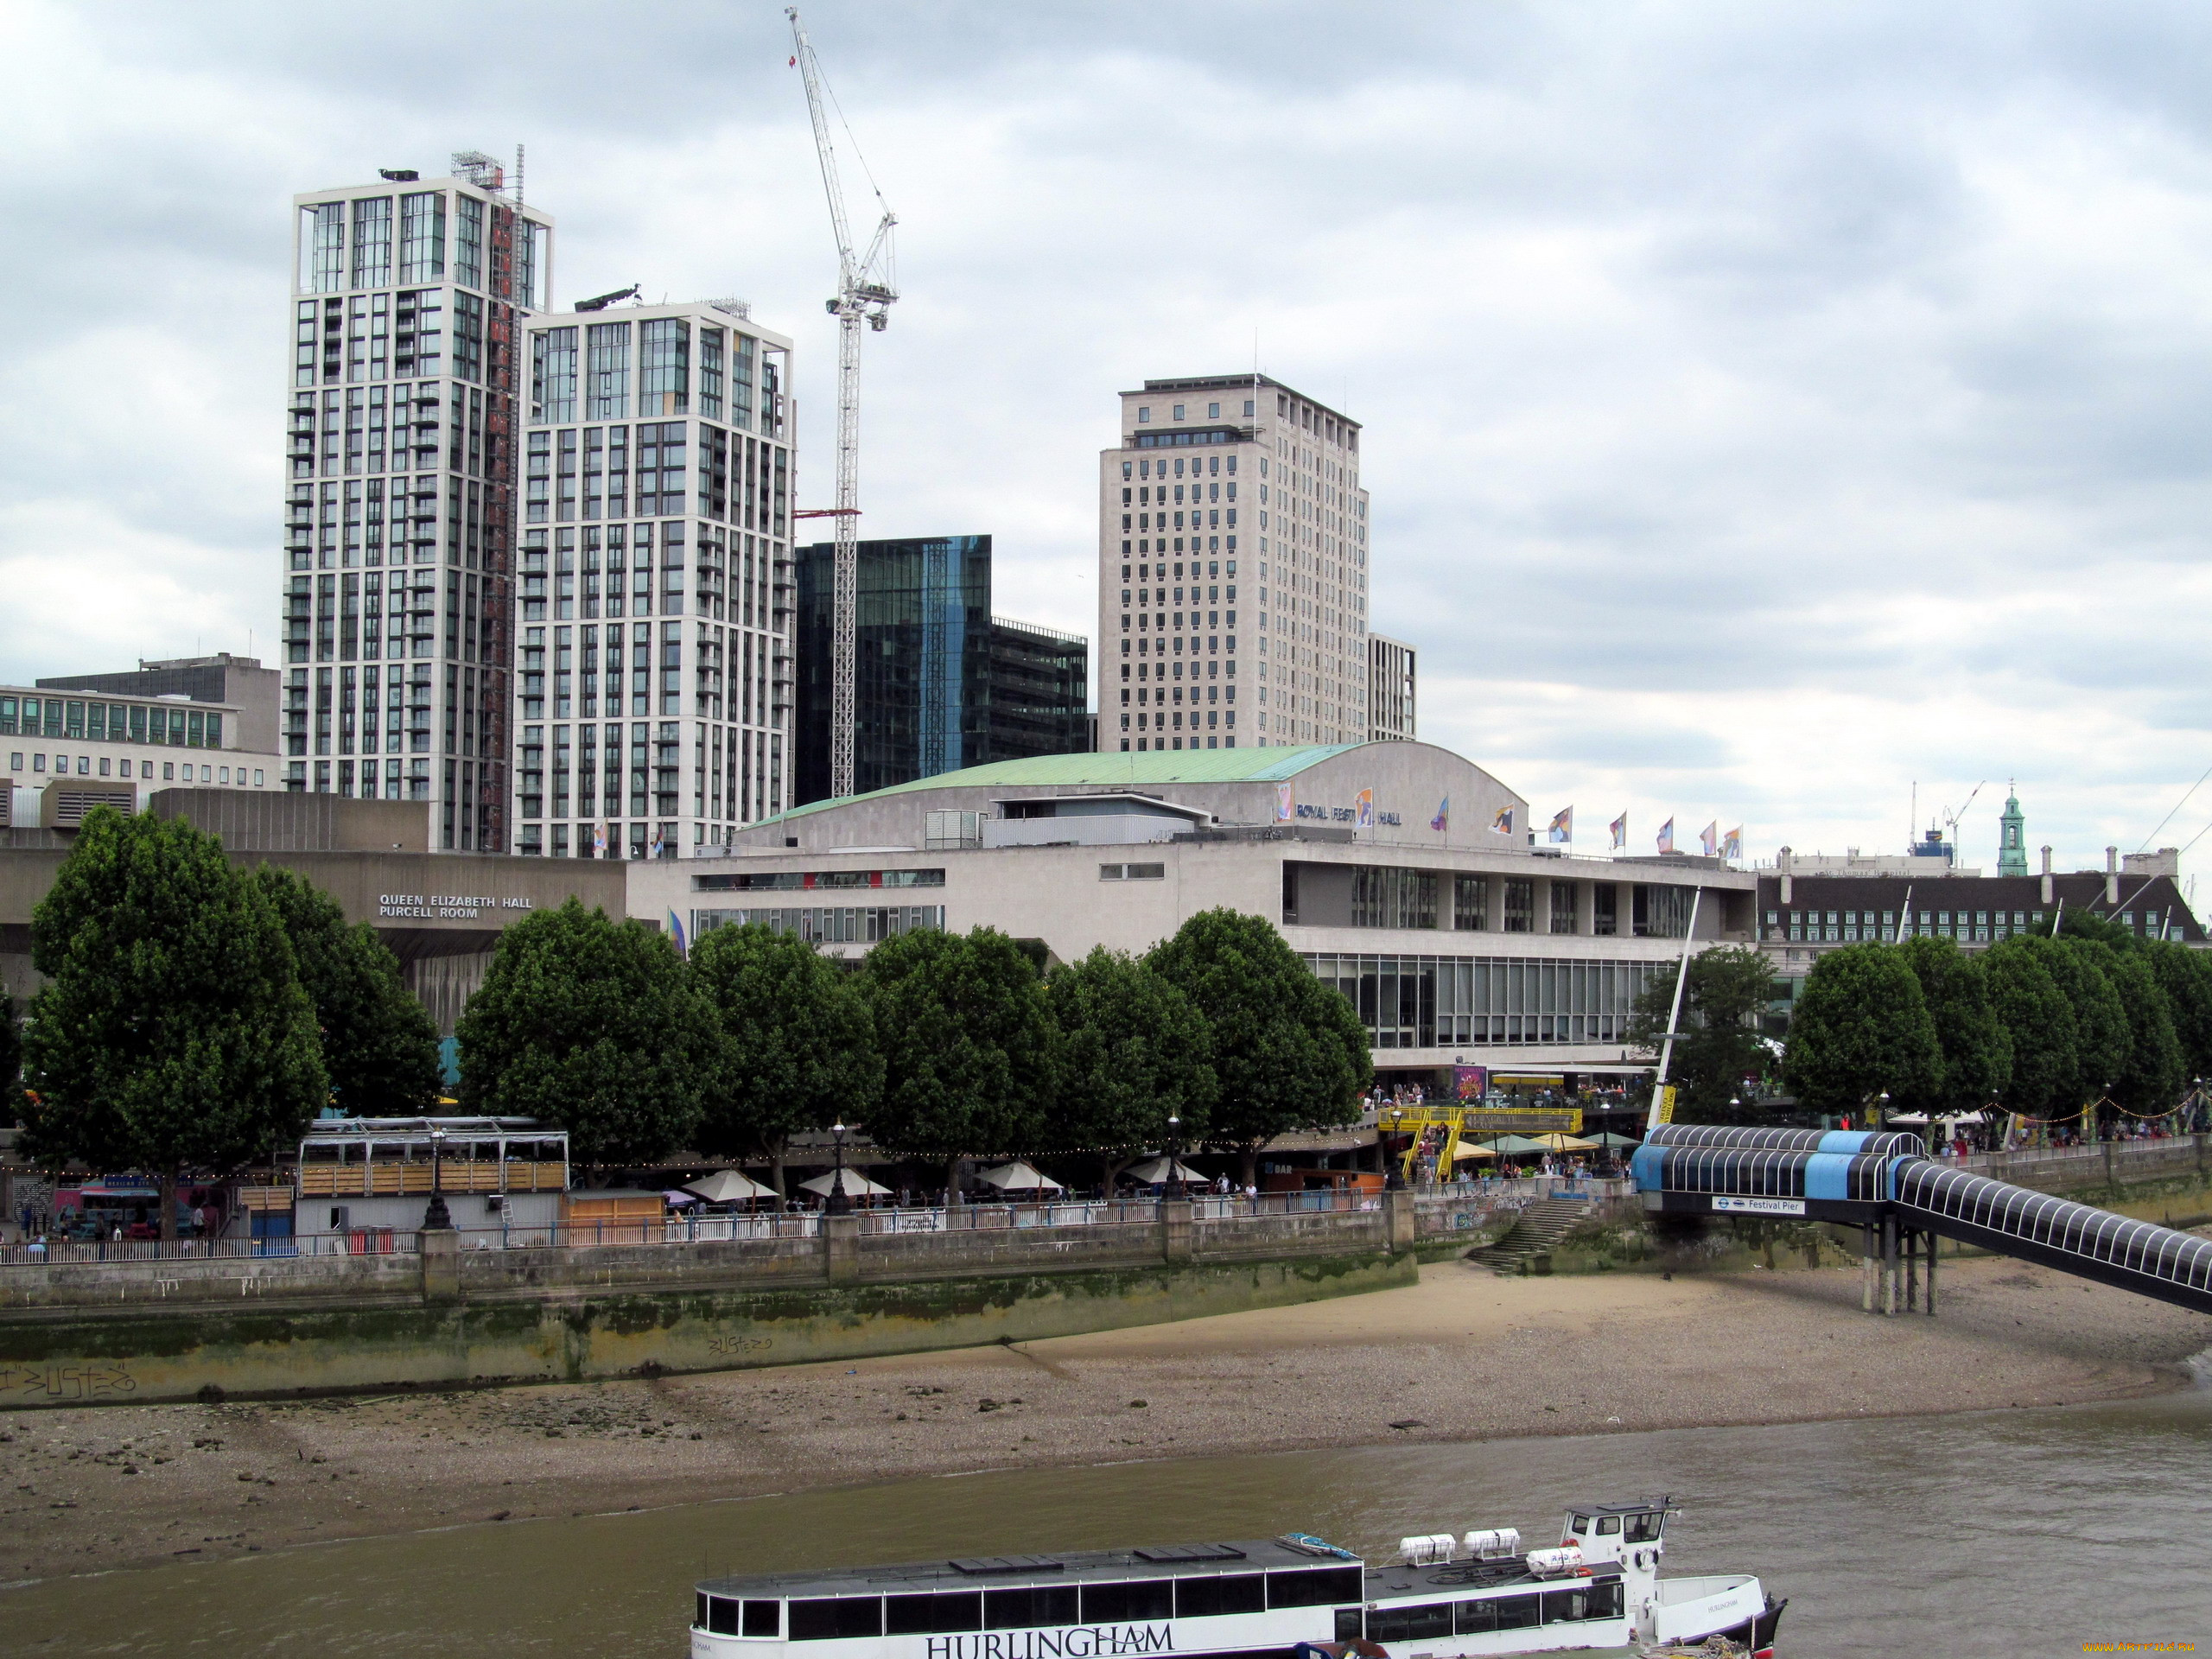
<box><xmin>0</xmin><ymin>1250</ymin><xmax>1416</xmax><ymax>1409</ymax></box>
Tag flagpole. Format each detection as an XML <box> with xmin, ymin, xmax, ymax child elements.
<box><xmin>1647</xmin><ymin>887</ymin><xmax>1704</xmax><ymax>1134</ymax></box>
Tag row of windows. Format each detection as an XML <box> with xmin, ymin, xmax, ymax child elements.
<box><xmin>1767</xmin><ymin>907</ymin><xmax>2039</xmax><ymax>926</ymax></box>
<box><xmin>691</xmin><ymin>906</ymin><xmax>944</xmax><ymax>945</ymax></box>
<box><xmin>524</xmin><ymin>423</ymin><xmax>790</xmax><ymax>535</ymax></box>
<box><xmin>1308</xmin><ymin>953</ymin><xmax>1670</xmax><ymax>1050</ymax></box>
<box><xmin>695</xmin><ymin>868</ymin><xmax>945</xmax><ymax>893</ymax></box>
<box><xmin>531</xmin><ymin>321</ymin><xmax>779</xmax><ymax>432</ymax></box>
<box><xmin>1352</xmin><ymin>1584</ymin><xmax>1624</xmax><ymax>1640</ymax></box>
<box><xmin>1137</xmin><ymin>397</ymin><xmax>1258</xmax><ymax>424</ymax></box>
<box><xmin>0</xmin><ymin>697</ymin><xmax>225</xmax><ymax>747</ymax></box>
<box><xmin>7</xmin><ymin>754</ymin><xmax>258</xmax><ymax>785</ymax></box>
<box><xmin>1124</xmin><ymin>735</ymin><xmax>1239</xmax><ymax>752</ymax></box>
<box><xmin>297</xmin><ymin>192</ymin><xmax>548</xmax><ymax>307</ymax></box>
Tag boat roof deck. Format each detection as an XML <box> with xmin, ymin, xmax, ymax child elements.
<box><xmin>701</xmin><ymin>1540</ymin><xmax>1355</xmax><ymax>1599</ymax></box>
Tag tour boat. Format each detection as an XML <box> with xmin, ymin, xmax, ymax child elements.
<box><xmin>689</xmin><ymin>1499</ymin><xmax>1784</xmax><ymax>1659</ymax></box>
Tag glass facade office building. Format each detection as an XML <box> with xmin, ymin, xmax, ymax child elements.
<box><xmin>793</xmin><ymin>535</ymin><xmax>1088</xmax><ymax>805</ymax></box>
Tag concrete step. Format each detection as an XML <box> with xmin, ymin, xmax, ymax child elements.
<box><xmin>1465</xmin><ymin>1198</ymin><xmax>1598</xmax><ymax>1276</ymax></box>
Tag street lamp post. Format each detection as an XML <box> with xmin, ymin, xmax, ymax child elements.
<box><xmin>1163</xmin><ymin>1115</ymin><xmax>1183</xmax><ymax>1203</ymax></box>
<box><xmin>423</xmin><ymin>1123</ymin><xmax>453</xmax><ymax>1232</ymax></box>
<box><xmin>825</xmin><ymin>1119</ymin><xmax>851</xmax><ymax>1215</ymax></box>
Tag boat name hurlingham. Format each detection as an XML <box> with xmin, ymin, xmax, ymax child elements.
<box><xmin>925</xmin><ymin>1627</ymin><xmax>1172</xmax><ymax>1659</ymax></box>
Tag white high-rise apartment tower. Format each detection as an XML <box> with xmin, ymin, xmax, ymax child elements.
<box><xmin>284</xmin><ymin>156</ymin><xmax>551</xmax><ymax>849</ymax></box>
<box><xmin>1098</xmin><ymin>374</ymin><xmax>1370</xmax><ymax>752</ymax></box>
<box><xmin>512</xmin><ymin>300</ymin><xmax>796</xmax><ymax>859</ymax></box>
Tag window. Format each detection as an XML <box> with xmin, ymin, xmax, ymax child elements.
<box><xmin>1351</xmin><ymin>866</ymin><xmax>1438</xmax><ymax>928</ymax></box>
<box><xmin>533</xmin><ymin>327</ymin><xmax>578</xmax><ymax>423</ymax></box>
<box><xmin>1101</xmin><ymin>862</ymin><xmax>1166</xmax><ymax>880</ymax></box>
<box><xmin>587</xmin><ymin>321</ymin><xmax>632</xmax><ymax>419</ymax></box>
<box><xmin>454</xmin><ymin>193</ymin><xmax>484</xmax><ymax>289</ymax></box>
<box><xmin>640</xmin><ymin>318</ymin><xmax>690</xmax><ymax>416</ymax></box>
<box><xmin>1632</xmin><ymin>885</ymin><xmax>1695</xmax><ymax>938</ymax></box>
<box><xmin>788</xmin><ymin>1599</ymin><xmax>883</xmax><ymax>1642</ymax></box>
<box><xmin>983</xmin><ymin>1587</ymin><xmax>1078</xmax><ymax>1630</ymax></box>
<box><xmin>1503</xmin><ymin>878</ymin><xmax>1534</xmax><ymax>933</ymax></box>
<box><xmin>1082</xmin><ymin>1582</ymin><xmax>1173</xmax><ymax>1624</ymax></box>
<box><xmin>884</xmin><ymin>1593</ymin><xmax>982</xmax><ymax>1635</ymax></box>
<box><xmin>1267</xmin><ymin>1567</ymin><xmax>1363</xmax><ymax>1608</ymax></box>
<box><xmin>350</xmin><ymin>196</ymin><xmax>392</xmax><ymax>288</ymax></box>
<box><xmin>1549</xmin><ymin>882</ymin><xmax>1578</xmax><ymax>933</ymax></box>
<box><xmin>1309</xmin><ymin>951</ymin><xmax>1664</xmax><ymax>1049</ymax></box>
<box><xmin>1137</xmin><ymin>406</ymin><xmax>1151</xmax><ymax>423</ymax></box>
<box><xmin>1173</xmin><ymin>1576</ymin><xmax>1265</xmax><ymax>1618</ymax></box>
<box><xmin>299</xmin><ymin>201</ymin><xmax>346</xmax><ymax>293</ymax></box>
<box><xmin>1173</xmin><ymin>404</ymin><xmax>1185</xmax><ymax>420</ymax></box>
<box><xmin>399</xmin><ymin>192</ymin><xmax>445</xmax><ymax>282</ymax></box>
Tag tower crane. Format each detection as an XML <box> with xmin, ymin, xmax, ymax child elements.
<box><xmin>787</xmin><ymin>7</ymin><xmax>898</xmax><ymax>801</ymax></box>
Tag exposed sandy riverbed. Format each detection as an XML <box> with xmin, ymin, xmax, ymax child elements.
<box><xmin>1</xmin><ymin>1252</ymin><xmax>2202</xmax><ymax>1586</ymax></box>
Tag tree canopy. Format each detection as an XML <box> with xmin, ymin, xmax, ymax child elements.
<box><xmin>0</xmin><ymin>984</ymin><xmax>21</xmax><ymax>1121</ymax></box>
<box><xmin>454</xmin><ymin>899</ymin><xmax>718</xmax><ymax>1166</ymax></box>
<box><xmin>690</xmin><ymin>922</ymin><xmax>880</xmax><ymax>1193</ymax></box>
<box><xmin>1046</xmin><ymin>945</ymin><xmax>1216</xmax><ymax>1187</ymax></box>
<box><xmin>2048</xmin><ymin>937</ymin><xmax>2131</xmax><ymax>1105</ymax></box>
<box><xmin>1146</xmin><ymin>909</ymin><xmax>1368</xmax><ymax>1184</ymax></box>
<box><xmin>1982</xmin><ymin>938</ymin><xmax>2080</xmax><ymax>1115</ymax></box>
<box><xmin>861</xmin><ymin>926</ymin><xmax>1057</xmax><ymax>1179</ymax></box>
<box><xmin>19</xmin><ymin>809</ymin><xmax>326</xmax><ymax>1235</ymax></box>
<box><xmin>1893</xmin><ymin>936</ymin><xmax>2012</xmax><ymax>1111</ymax></box>
<box><xmin>2100</xmin><ymin>945</ymin><xmax>2184</xmax><ymax>1114</ymax></box>
<box><xmin>250</xmin><ymin>865</ymin><xmax>442</xmax><ymax>1116</ymax></box>
<box><xmin>1624</xmin><ymin>945</ymin><xmax>1777</xmax><ymax>1122</ymax></box>
<box><xmin>1781</xmin><ymin>944</ymin><xmax>1942</xmax><ymax>1114</ymax></box>
<box><xmin>2145</xmin><ymin>940</ymin><xmax>2212</xmax><ymax>1084</ymax></box>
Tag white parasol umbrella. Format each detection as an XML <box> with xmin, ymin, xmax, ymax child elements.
<box><xmin>684</xmin><ymin>1169</ymin><xmax>778</xmax><ymax>1204</ymax></box>
<box><xmin>976</xmin><ymin>1160</ymin><xmax>1065</xmax><ymax>1192</ymax></box>
<box><xmin>798</xmin><ymin>1167</ymin><xmax>893</xmax><ymax>1198</ymax></box>
<box><xmin>1127</xmin><ymin>1156</ymin><xmax>1207</xmax><ymax>1185</ymax></box>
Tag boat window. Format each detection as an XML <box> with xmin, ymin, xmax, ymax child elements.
<box><xmin>1541</xmin><ymin>1588</ymin><xmax>1590</xmax><ymax>1623</ymax></box>
<box><xmin>1267</xmin><ymin>1567</ymin><xmax>1364</xmax><ymax>1608</ymax></box>
<box><xmin>886</xmin><ymin>1592</ymin><xmax>982</xmax><ymax>1635</ymax></box>
<box><xmin>1568</xmin><ymin>1514</ymin><xmax>1591</xmax><ymax>1534</ymax></box>
<box><xmin>1454</xmin><ymin>1599</ymin><xmax>1497</xmax><ymax>1635</ymax></box>
<box><xmin>1334</xmin><ymin>1609</ymin><xmax>1365</xmax><ymax>1643</ymax></box>
<box><xmin>1082</xmin><ymin>1580</ymin><xmax>1173</xmax><ymax>1624</ymax></box>
<box><xmin>1174</xmin><ymin>1573</ymin><xmax>1267</xmax><ymax>1618</ymax></box>
<box><xmin>1624</xmin><ymin>1512</ymin><xmax>1664</xmax><ymax>1543</ymax></box>
<box><xmin>744</xmin><ymin>1601</ymin><xmax>781</xmax><ymax>1637</ymax></box>
<box><xmin>1367</xmin><ymin>1602</ymin><xmax>1455</xmax><ymax>1643</ymax></box>
<box><xmin>1596</xmin><ymin>1516</ymin><xmax>1621</xmax><ymax>1535</ymax></box>
<box><xmin>984</xmin><ymin>1586</ymin><xmax>1079</xmax><ymax>1630</ymax></box>
<box><xmin>1586</xmin><ymin>1581</ymin><xmax>1625</xmax><ymax>1619</ymax></box>
<box><xmin>702</xmin><ymin>1596</ymin><xmax>741</xmax><ymax>1635</ymax></box>
<box><xmin>790</xmin><ymin>1599</ymin><xmax>886</xmax><ymax>1641</ymax></box>
<box><xmin>1492</xmin><ymin>1594</ymin><xmax>1541</xmax><ymax>1631</ymax></box>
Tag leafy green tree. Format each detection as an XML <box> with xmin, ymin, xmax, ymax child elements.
<box><xmin>1780</xmin><ymin>944</ymin><xmax>1941</xmax><ymax>1116</ymax></box>
<box><xmin>454</xmin><ymin>899</ymin><xmax>717</xmax><ymax>1166</ymax></box>
<box><xmin>2098</xmin><ymin>946</ymin><xmax>2185</xmax><ymax>1117</ymax></box>
<box><xmin>690</xmin><ymin>922</ymin><xmax>881</xmax><ymax>1195</ymax></box>
<box><xmin>1147</xmin><ymin>909</ymin><xmax>1368</xmax><ymax>1186</ymax></box>
<box><xmin>1624</xmin><ymin>946</ymin><xmax>1778</xmax><ymax>1122</ymax></box>
<box><xmin>20</xmin><ymin>809</ymin><xmax>326</xmax><ymax>1238</ymax></box>
<box><xmin>1894</xmin><ymin>937</ymin><xmax>2012</xmax><ymax>1111</ymax></box>
<box><xmin>250</xmin><ymin>866</ymin><xmax>442</xmax><ymax>1116</ymax></box>
<box><xmin>862</xmin><ymin>926</ymin><xmax>1057</xmax><ymax>1191</ymax></box>
<box><xmin>1983</xmin><ymin>938</ymin><xmax>2079</xmax><ymax>1116</ymax></box>
<box><xmin>2056</xmin><ymin>906</ymin><xmax>2135</xmax><ymax>950</ymax></box>
<box><xmin>2145</xmin><ymin>940</ymin><xmax>2212</xmax><ymax>1083</ymax></box>
<box><xmin>1046</xmin><ymin>946</ymin><xmax>1216</xmax><ymax>1191</ymax></box>
<box><xmin>2049</xmin><ymin>938</ymin><xmax>2131</xmax><ymax>1109</ymax></box>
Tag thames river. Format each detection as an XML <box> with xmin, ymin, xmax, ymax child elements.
<box><xmin>7</xmin><ymin>1364</ymin><xmax>2209</xmax><ymax>1656</ymax></box>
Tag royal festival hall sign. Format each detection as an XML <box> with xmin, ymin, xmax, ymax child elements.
<box><xmin>1274</xmin><ymin>785</ymin><xmax>1401</xmax><ymax>829</ymax></box>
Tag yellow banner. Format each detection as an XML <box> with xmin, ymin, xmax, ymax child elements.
<box><xmin>1656</xmin><ymin>1086</ymin><xmax>1677</xmax><ymax>1125</ymax></box>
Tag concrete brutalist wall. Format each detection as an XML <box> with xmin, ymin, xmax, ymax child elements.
<box><xmin>0</xmin><ymin>1202</ymin><xmax>1421</xmax><ymax>1408</ymax></box>
<box><xmin>0</xmin><ymin>1251</ymin><xmax>1416</xmax><ymax>1410</ymax></box>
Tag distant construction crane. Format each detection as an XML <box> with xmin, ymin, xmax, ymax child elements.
<box><xmin>788</xmin><ymin>6</ymin><xmax>898</xmax><ymax>800</ymax></box>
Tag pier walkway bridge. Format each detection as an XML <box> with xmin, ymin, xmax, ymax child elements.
<box><xmin>1631</xmin><ymin>1124</ymin><xmax>2212</xmax><ymax>1316</ymax></box>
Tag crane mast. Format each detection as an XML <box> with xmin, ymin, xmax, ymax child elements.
<box><xmin>788</xmin><ymin>7</ymin><xmax>897</xmax><ymax>800</ymax></box>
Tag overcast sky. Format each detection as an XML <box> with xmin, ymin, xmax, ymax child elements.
<box><xmin>4</xmin><ymin>0</ymin><xmax>2210</xmax><ymax>892</ymax></box>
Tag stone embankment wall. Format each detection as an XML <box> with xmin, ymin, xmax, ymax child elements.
<box><xmin>0</xmin><ymin>1200</ymin><xmax>1420</xmax><ymax>1409</ymax></box>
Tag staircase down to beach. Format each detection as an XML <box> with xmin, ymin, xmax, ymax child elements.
<box><xmin>1464</xmin><ymin>1196</ymin><xmax>1597</xmax><ymax>1276</ymax></box>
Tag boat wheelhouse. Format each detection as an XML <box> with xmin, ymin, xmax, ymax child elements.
<box><xmin>690</xmin><ymin>1501</ymin><xmax>1782</xmax><ymax>1659</ymax></box>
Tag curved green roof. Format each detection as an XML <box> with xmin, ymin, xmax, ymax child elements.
<box><xmin>766</xmin><ymin>743</ymin><xmax>1367</xmax><ymax>824</ymax></box>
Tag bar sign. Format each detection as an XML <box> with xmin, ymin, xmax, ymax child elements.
<box><xmin>1713</xmin><ymin>1196</ymin><xmax>1806</xmax><ymax>1217</ymax></box>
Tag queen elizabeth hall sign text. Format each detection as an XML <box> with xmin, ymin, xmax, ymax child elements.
<box><xmin>378</xmin><ymin>894</ymin><xmax>540</xmax><ymax>920</ymax></box>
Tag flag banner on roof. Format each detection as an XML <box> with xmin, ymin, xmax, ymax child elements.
<box><xmin>1431</xmin><ymin>798</ymin><xmax>1450</xmax><ymax>833</ymax></box>
<box><xmin>1275</xmin><ymin>783</ymin><xmax>1294</xmax><ymax>822</ymax></box>
<box><xmin>1356</xmin><ymin>788</ymin><xmax>1374</xmax><ymax>829</ymax></box>
<box><xmin>1491</xmin><ymin>806</ymin><xmax>1516</xmax><ymax>836</ymax></box>
<box><xmin>1722</xmin><ymin>825</ymin><xmax>1744</xmax><ymax>861</ymax></box>
<box><xmin>667</xmin><ymin>909</ymin><xmax>689</xmax><ymax>957</ymax></box>
<box><xmin>1610</xmin><ymin>811</ymin><xmax>1627</xmax><ymax>850</ymax></box>
<box><xmin>1548</xmin><ymin>806</ymin><xmax>1573</xmax><ymax>843</ymax></box>
<box><xmin>1656</xmin><ymin>817</ymin><xmax>1675</xmax><ymax>854</ymax></box>
<box><xmin>1698</xmin><ymin>822</ymin><xmax>1718</xmax><ymax>857</ymax></box>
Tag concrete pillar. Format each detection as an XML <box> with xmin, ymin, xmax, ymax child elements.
<box><xmin>1925</xmin><ymin>1231</ymin><xmax>1937</xmax><ymax>1317</ymax></box>
<box><xmin>823</xmin><ymin>1212</ymin><xmax>860</xmax><ymax>1286</ymax></box>
<box><xmin>1160</xmin><ymin>1199</ymin><xmax>1195</xmax><ymax>1264</ymax></box>
<box><xmin>2106</xmin><ymin>846</ymin><xmax>2120</xmax><ymax>906</ymax></box>
<box><xmin>418</xmin><ymin>1228</ymin><xmax>459</xmax><ymax>1301</ymax></box>
<box><xmin>1861</xmin><ymin>1222</ymin><xmax>1876</xmax><ymax>1313</ymax></box>
<box><xmin>1383</xmin><ymin>1187</ymin><xmax>1415</xmax><ymax>1253</ymax></box>
<box><xmin>2040</xmin><ymin>846</ymin><xmax>2054</xmax><ymax>907</ymax></box>
<box><xmin>1882</xmin><ymin>1216</ymin><xmax>1898</xmax><ymax>1316</ymax></box>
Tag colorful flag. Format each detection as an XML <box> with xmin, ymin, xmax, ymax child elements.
<box><xmin>667</xmin><ymin>908</ymin><xmax>690</xmax><ymax>957</ymax></box>
<box><xmin>1491</xmin><ymin>806</ymin><xmax>1516</xmax><ymax>836</ymax></box>
<box><xmin>1656</xmin><ymin>817</ymin><xmax>1675</xmax><ymax>854</ymax></box>
<box><xmin>1548</xmin><ymin>806</ymin><xmax>1573</xmax><ymax>844</ymax></box>
<box><xmin>1431</xmin><ymin>797</ymin><xmax>1450</xmax><ymax>833</ymax></box>
<box><xmin>1722</xmin><ymin>825</ymin><xmax>1744</xmax><ymax>861</ymax></box>
<box><xmin>593</xmin><ymin>824</ymin><xmax>607</xmax><ymax>858</ymax></box>
<box><xmin>1275</xmin><ymin>783</ymin><xmax>1294</xmax><ymax>822</ymax></box>
<box><xmin>649</xmin><ymin>828</ymin><xmax>664</xmax><ymax>861</ymax></box>
<box><xmin>1698</xmin><ymin>822</ymin><xmax>1718</xmax><ymax>857</ymax></box>
<box><xmin>1610</xmin><ymin>811</ymin><xmax>1627</xmax><ymax>850</ymax></box>
<box><xmin>1355</xmin><ymin>788</ymin><xmax>1374</xmax><ymax>829</ymax></box>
